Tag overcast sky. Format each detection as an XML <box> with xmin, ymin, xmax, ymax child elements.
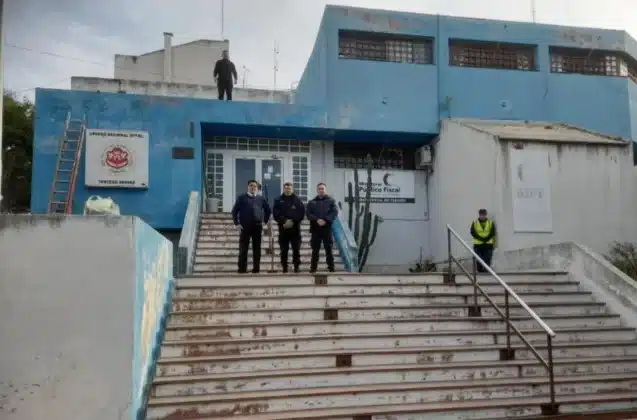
<box><xmin>3</xmin><ymin>0</ymin><xmax>635</xmax><ymax>101</ymax></box>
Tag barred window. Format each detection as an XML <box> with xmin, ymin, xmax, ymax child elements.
<box><xmin>334</xmin><ymin>143</ymin><xmax>416</xmax><ymax>170</ymax></box>
<box><xmin>339</xmin><ymin>30</ymin><xmax>434</xmax><ymax>65</ymax></box>
<box><xmin>549</xmin><ymin>47</ymin><xmax>630</xmax><ymax>77</ymax></box>
<box><xmin>449</xmin><ymin>39</ymin><xmax>537</xmax><ymax>71</ymax></box>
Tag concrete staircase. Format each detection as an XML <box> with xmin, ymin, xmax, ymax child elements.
<box><xmin>194</xmin><ymin>213</ymin><xmax>344</xmax><ymax>273</ymax></box>
<box><xmin>145</xmin><ymin>271</ymin><xmax>637</xmax><ymax>419</ymax></box>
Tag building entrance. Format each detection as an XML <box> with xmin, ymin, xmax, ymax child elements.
<box><xmin>233</xmin><ymin>155</ymin><xmax>283</xmax><ymax>209</ymax></box>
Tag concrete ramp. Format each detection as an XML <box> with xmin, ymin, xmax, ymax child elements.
<box><xmin>0</xmin><ymin>215</ymin><xmax>173</xmax><ymax>420</ymax></box>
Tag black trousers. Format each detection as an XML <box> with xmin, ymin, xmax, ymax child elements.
<box><xmin>238</xmin><ymin>225</ymin><xmax>262</xmax><ymax>273</ymax></box>
<box><xmin>217</xmin><ymin>81</ymin><xmax>233</xmax><ymax>100</ymax></box>
<box><xmin>310</xmin><ymin>227</ymin><xmax>335</xmax><ymax>272</ymax></box>
<box><xmin>279</xmin><ymin>227</ymin><xmax>301</xmax><ymax>272</ymax></box>
<box><xmin>473</xmin><ymin>244</ymin><xmax>494</xmax><ymax>273</ymax></box>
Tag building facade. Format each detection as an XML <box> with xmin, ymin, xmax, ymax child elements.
<box><xmin>31</xmin><ymin>6</ymin><xmax>637</xmax><ymax>271</ymax></box>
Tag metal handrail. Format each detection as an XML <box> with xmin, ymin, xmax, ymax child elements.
<box><xmin>446</xmin><ymin>224</ymin><xmax>558</xmax><ymax>410</ymax></box>
<box><xmin>261</xmin><ymin>184</ymin><xmax>275</xmax><ymax>272</ymax></box>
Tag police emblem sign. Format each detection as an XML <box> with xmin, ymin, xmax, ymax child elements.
<box><xmin>85</xmin><ymin>129</ymin><xmax>149</xmax><ymax>188</ymax></box>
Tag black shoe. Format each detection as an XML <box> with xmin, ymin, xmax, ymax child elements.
<box><xmin>237</xmin><ymin>269</ymin><xmax>247</xmax><ymax>274</ymax></box>
<box><xmin>328</xmin><ymin>268</ymin><xmax>335</xmax><ymax>273</ymax></box>
<box><xmin>293</xmin><ymin>266</ymin><xmax>300</xmax><ymax>273</ymax></box>
<box><xmin>251</xmin><ymin>269</ymin><xmax>260</xmax><ymax>274</ymax></box>
<box><xmin>282</xmin><ymin>268</ymin><xmax>288</xmax><ymax>273</ymax></box>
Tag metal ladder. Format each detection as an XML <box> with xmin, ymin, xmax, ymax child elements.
<box><xmin>47</xmin><ymin>112</ymin><xmax>87</xmax><ymax>215</ymax></box>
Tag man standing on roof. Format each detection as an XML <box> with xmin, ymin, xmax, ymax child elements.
<box><xmin>214</xmin><ymin>50</ymin><xmax>238</xmax><ymax>101</ymax></box>
<box><xmin>470</xmin><ymin>208</ymin><xmax>497</xmax><ymax>273</ymax></box>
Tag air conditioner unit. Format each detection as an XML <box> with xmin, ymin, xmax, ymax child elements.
<box><xmin>416</xmin><ymin>145</ymin><xmax>433</xmax><ymax>168</ymax></box>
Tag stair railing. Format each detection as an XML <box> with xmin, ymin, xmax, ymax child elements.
<box><xmin>446</xmin><ymin>224</ymin><xmax>558</xmax><ymax>414</ymax></box>
<box><xmin>261</xmin><ymin>184</ymin><xmax>275</xmax><ymax>273</ymax></box>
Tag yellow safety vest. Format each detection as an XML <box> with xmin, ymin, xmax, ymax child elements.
<box><xmin>473</xmin><ymin>220</ymin><xmax>495</xmax><ymax>245</ymax></box>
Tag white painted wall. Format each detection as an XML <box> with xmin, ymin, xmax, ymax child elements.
<box><xmin>429</xmin><ymin>119</ymin><xmax>637</xmax><ymax>264</ymax></box>
<box><xmin>310</xmin><ymin>141</ymin><xmax>430</xmax><ymax>272</ymax></box>
<box><xmin>115</xmin><ymin>40</ymin><xmax>229</xmax><ymax>85</ymax></box>
<box><xmin>71</xmin><ymin>77</ymin><xmax>291</xmax><ymax>104</ymax></box>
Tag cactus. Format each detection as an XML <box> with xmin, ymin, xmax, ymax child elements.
<box><xmin>337</xmin><ymin>155</ymin><xmax>382</xmax><ymax>272</ymax></box>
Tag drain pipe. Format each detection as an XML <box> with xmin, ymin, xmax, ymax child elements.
<box><xmin>163</xmin><ymin>32</ymin><xmax>173</xmax><ymax>83</ymax></box>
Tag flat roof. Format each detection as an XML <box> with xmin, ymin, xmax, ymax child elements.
<box><xmin>449</xmin><ymin>118</ymin><xmax>630</xmax><ymax>146</ymax></box>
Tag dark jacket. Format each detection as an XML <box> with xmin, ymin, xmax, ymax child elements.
<box><xmin>306</xmin><ymin>195</ymin><xmax>338</xmax><ymax>231</ymax></box>
<box><xmin>273</xmin><ymin>193</ymin><xmax>305</xmax><ymax>229</ymax></box>
<box><xmin>231</xmin><ymin>193</ymin><xmax>271</xmax><ymax>228</ymax></box>
<box><xmin>213</xmin><ymin>58</ymin><xmax>237</xmax><ymax>83</ymax></box>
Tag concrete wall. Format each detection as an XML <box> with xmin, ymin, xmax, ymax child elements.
<box><xmin>115</xmin><ymin>40</ymin><xmax>229</xmax><ymax>85</ymax></box>
<box><xmin>0</xmin><ymin>215</ymin><xmax>173</xmax><ymax>420</ymax></box>
<box><xmin>429</xmin><ymin>120</ymin><xmax>637</xmax><ymax>263</ymax></box>
<box><xmin>71</xmin><ymin>77</ymin><xmax>291</xmax><ymax>104</ymax></box>
<box><xmin>32</xmin><ymin>89</ymin><xmax>331</xmax><ymax>229</ymax></box>
<box><xmin>295</xmin><ymin>5</ymin><xmax>637</xmax><ymax>138</ymax></box>
<box><xmin>310</xmin><ymin>141</ymin><xmax>429</xmax><ymax>272</ymax></box>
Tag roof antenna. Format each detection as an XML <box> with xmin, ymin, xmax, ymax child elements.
<box><xmin>531</xmin><ymin>0</ymin><xmax>536</xmax><ymax>23</ymax></box>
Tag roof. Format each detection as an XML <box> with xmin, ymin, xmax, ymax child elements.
<box><xmin>449</xmin><ymin>118</ymin><xmax>629</xmax><ymax>146</ymax></box>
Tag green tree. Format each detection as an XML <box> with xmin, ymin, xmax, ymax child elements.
<box><xmin>2</xmin><ymin>93</ymin><xmax>33</xmax><ymax>212</ymax></box>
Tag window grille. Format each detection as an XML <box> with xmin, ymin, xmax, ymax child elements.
<box><xmin>339</xmin><ymin>30</ymin><xmax>434</xmax><ymax>65</ymax></box>
<box><xmin>334</xmin><ymin>143</ymin><xmax>415</xmax><ymax>170</ymax></box>
<box><xmin>449</xmin><ymin>39</ymin><xmax>537</xmax><ymax>71</ymax></box>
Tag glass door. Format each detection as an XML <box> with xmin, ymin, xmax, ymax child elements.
<box><xmin>260</xmin><ymin>158</ymin><xmax>283</xmax><ymax>209</ymax></box>
<box><xmin>233</xmin><ymin>155</ymin><xmax>284</xmax><ymax>209</ymax></box>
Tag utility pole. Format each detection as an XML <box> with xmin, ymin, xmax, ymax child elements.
<box><xmin>531</xmin><ymin>0</ymin><xmax>536</xmax><ymax>23</ymax></box>
<box><xmin>273</xmin><ymin>41</ymin><xmax>279</xmax><ymax>91</ymax></box>
<box><xmin>221</xmin><ymin>0</ymin><xmax>225</xmax><ymax>39</ymax></box>
<box><xmin>0</xmin><ymin>0</ymin><xmax>5</xmax><ymax>209</ymax></box>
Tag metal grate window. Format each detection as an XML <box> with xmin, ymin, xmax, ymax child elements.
<box><xmin>449</xmin><ymin>40</ymin><xmax>537</xmax><ymax>71</ymax></box>
<box><xmin>204</xmin><ymin>151</ymin><xmax>224</xmax><ymax>212</ymax></box>
<box><xmin>339</xmin><ymin>30</ymin><xmax>434</xmax><ymax>65</ymax></box>
<box><xmin>549</xmin><ymin>47</ymin><xmax>629</xmax><ymax>77</ymax></box>
<box><xmin>206</xmin><ymin>136</ymin><xmax>311</xmax><ymax>153</ymax></box>
<box><xmin>334</xmin><ymin>143</ymin><xmax>414</xmax><ymax>170</ymax></box>
<box><xmin>292</xmin><ymin>156</ymin><xmax>309</xmax><ymax>203</ymax></box>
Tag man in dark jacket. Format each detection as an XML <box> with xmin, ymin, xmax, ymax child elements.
<box><xmin>470</xmin><ymin>208</ymin><xmax>497</xmax><ymax>273</ymax></box>
<box><xmin>273</xmin><ymin>181</ymin><xmax>305</xmax><ymax>273</ymax></box>
<box><xmin>213</xmin><ymin>50</ymin><xmax>238</xmax><ymax>101</ymax></box>
<box><xmin>306</xmin><ymin>182</ymin><xmax>338</xmax><ymax>273</ymax></box>
<box><xmin>231</xmin><ymin>179</ymin><xmax>272</xmax><ymax>273</ymax></box>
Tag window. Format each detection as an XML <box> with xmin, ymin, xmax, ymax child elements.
<box><xmin>449</xmin><ymin>39</ymin><xmax>537</xmax><ymax>71</ymax></box>
<box><xmin>292</xmin><ymin>156</ymin><xmax>309</xmax><ymax>202</ymax></box>
<box><xmin>204</xmin><ymin>151</ymin><xmax>224</xmax><ymax>212</ymax></box>
<box><xmin>334</xmin><ymin>143</ymin><xmax>416</xmax><ymax>170</ymax></box>
<box><xmin>549</xmin><ymin>47</ymin><xmax>635</xmax><ymax>78</ymax></box>
<box><xmin>205</xmin><ymin>136</ymin><xmax>310</xmax><ymax>153</ymax></box>
<box><xmin>338</xmin><ymin>30</ymin><xmax>434</xmax><ymax>65</ymax></box>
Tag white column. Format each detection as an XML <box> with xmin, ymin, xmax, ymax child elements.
<box><xmin>163</xmin><ymin>32</ymin><xmax>173</xmax><ymax>83</ymax></box>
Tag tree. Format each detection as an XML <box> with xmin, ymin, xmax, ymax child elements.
<box><xmin>2</xmin><ymin>93</ymin><xmax>33</xmax><ymax>212</ymax></box>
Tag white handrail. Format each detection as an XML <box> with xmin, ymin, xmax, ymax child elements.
<box><xmin>446</xmin><ymin>224</ymin><xmax>556</xmax><ymax>337</ymax></box>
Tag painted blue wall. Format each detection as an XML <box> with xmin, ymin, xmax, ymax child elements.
<box><xmin>295</xmin><ymin>5</ymin><xmax>637</xmax><ymax>140</ymax></box>
<box><xmin>33</xmin><ymin>89</ymin><xmax>331</xmax><ymax>229</ymax></box>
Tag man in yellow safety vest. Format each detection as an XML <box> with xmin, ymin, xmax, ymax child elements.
<box><xmin>470</xmin><ymin>209</ymin><xmax>497</xmax><ymax>273</ymax></box>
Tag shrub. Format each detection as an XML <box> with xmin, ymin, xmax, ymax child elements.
<box><xmin>605</xmin><ymin>242</ymin><xmax>637</xmax><ymax>280</ymax></box>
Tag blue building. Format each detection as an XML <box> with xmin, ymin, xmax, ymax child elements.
<box><xmin>32</xmin><ymin>5</ymin><xmax>637</xmax><ymax>270</ymax></box>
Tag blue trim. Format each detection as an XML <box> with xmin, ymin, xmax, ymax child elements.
<box><xmin>332</xmin><ymin>211</ymin><xmax>359</xmax><ymax>272</ymax></box>
<box><xmin>131</xmin><ymin>217</ymin><xmax>174</xmax><ymax>420</ymax></box>
<box><xmin>177</xmin><ymin>191</ymin><xmax>201</xmax><ymax>276</ymax></box>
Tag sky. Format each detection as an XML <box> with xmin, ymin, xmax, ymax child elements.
<box><xmin>3</xmin><ymin>0</ymin><xmax>636</xmax><ymax>101</ymax></box>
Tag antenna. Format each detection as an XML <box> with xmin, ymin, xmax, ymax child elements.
<box><xmin>221</xmin><ymin>0</ymin><xmax>225</xmax><ymax>39</ymax></box>
<box><xmin>273</xmin><ymin>41</ymin><xmax>279</xmax><ymax>91</ymax></box>
<box><xmin>531</xmin><ymin>0</ymin><xmax>536</xmax><ymax>23</ymax></box>
<box><xmin>242</xmin><ymin>65</ymin><xmax>251</xmax><ymax>88</ymax></box>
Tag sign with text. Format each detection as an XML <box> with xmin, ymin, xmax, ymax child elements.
<box><xmin>509</xmin><ymin>148</ymin><xmax>553</xmax><ymax>233</ymax></box>
<box><xmin>344</xmin><ymin>170</ymin><xmax>416</xmax><ymax>203</ymax></box>
<box><xmin>85</xmin><ymin>129</ymin><xmax>149</xmax><ymax>188</ymax></box>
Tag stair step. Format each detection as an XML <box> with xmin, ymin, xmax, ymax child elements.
<box><xmin>155</xmin><ymin>340</ymin><xmax>637</xmax><ymax>377</ymax></box>
<box><xmin>167</xmin><ymin>302</ymin><xmax>609</xmax><ymax>325</ymax></box>
<box><xmin>192</xmin><ymin>263</ymin><xmax>345</xmax><ymax>273</ymax></box>
<box><xmin>174</xmin><ymin>282</ymin><xmax>582</xmax><ymax>298</ymax></box>
<box><xmin>158</xmin><ymin>327</ymin><xmax>636</xmax><ymax>358</ymax></box>
<box><xmin>145</xmin><ymin>390</ymin><xmax>637</xmax><ymax>420</ymax></box>
<box><xmin>169</xmin><ymin>291</ymin><xmax>595</xmax><ymax>311</ymax></box>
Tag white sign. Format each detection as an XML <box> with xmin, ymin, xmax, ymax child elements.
<box><xmin>510</xmin><ymin>148</ymin><xmax>553</xmax><ymax>232</ymax></box>
<box><xmin>345</xmin><ymin>170</ymin><xmax>416</xmax><ymax>203</ymax></box>
<box><xmin>85</xmin><ymin>129</ymin><xmax>149</xmax><ymax>188</ymax></box>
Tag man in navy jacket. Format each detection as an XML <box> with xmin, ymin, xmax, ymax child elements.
<box><xmin>306</xmin><ymin>182</ymin><xmax>338</xmax><ymax>273</ymax></box>
<box><xmin>231</xmin><ymin>179</ymin><xmax>272</xmax><ymax>273</ymax></box>
<box><xmin>273</xmin><ymin>181</ymin><xmax>305</xmax><ymax>273</ymax></box>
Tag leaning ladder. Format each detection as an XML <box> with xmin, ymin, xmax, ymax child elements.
<box><xmin>47</xmin><ymin>112</ymin><xmax>87</xmax><ymax>215</ymax></box>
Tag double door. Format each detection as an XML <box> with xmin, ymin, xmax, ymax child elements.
<box><xmin>234</xmin><ymin>155</ymin><xmax>283</xmax><ymax>209</ymax></box>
